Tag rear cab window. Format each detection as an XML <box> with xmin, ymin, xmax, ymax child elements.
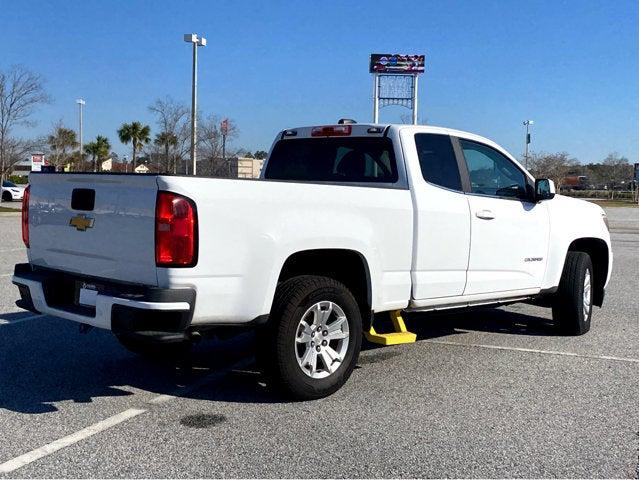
<box><xmin>414</xmin><ymin>133</ymin><xmax>462</xmax><ymax>191</ymax></box>
<box><xmin>264</xmin><ymin>137</ymin><xmax>398</xmax><ymax>184</ymax></box>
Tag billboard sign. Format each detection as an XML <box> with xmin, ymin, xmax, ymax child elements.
<box><xmin>31</xmin><ymin>153</ymin><xmax>46</xmax><ymax>172</ymax></box>
<box><xmin>370</xmin><ymin>54</ymin><xmax>425</xmax><ymax>74</ymax></box>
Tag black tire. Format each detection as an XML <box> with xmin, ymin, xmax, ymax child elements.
<box><xmin>552</xmin><ymin>251</ymin><xmax>594</xmax><ymax>336</ymax></box>
<box><xmin>115</xmin><ymin>334</ymin><xmax>191</xmax><ymax>359</ymax></box>
<box><xmin>2</xmin><ymin>191</ymin><xmax>12</xmax><ymax>202</ymax></box>
<box><xmin>261</xmin><ymin>275</ymin><xmax>362</xmax><ymax>400</ymax></box>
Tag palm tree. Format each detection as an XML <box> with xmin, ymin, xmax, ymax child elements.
<box><xmin>117</xmin><ymin>122</ymin><xmax>150</xmax><ymax>168</ymax></box>
<box><xmin>47</xmin><ymin>124</ymin><xmax>78</xmax><ymax>169</ymax></box>
<box><xmin>84</xmin><ymin>141</ymin><xmax>100</xmax><ymax>171</ymax></box>
<box><xmin>154</xmin><ymin>131</ymin><xmax>177</xmax><ymax>173</ymax></box>
<box><xmin>84</xmin><ymin>135</ymin><xmax>111</xmax><ymax>171</ymax></box>
<box><xmin>95</xmin><ymin>135</ymin><xmax>111</xmax><ymax>161</ymax></box>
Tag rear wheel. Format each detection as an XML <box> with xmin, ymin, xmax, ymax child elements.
<box><xmin>2</xmin><ymin>191</ymin><xmax>12</xmax><ymax>202</ymax></box>
<box><xmin>552</xmin><ymin>251</ymin><xmax>593</xmax><ymax>335</ymax></box>
<box><xmin>261</xmin><ymin>275</ymin><xmax>362</xmax><ymax>400</ymax></box>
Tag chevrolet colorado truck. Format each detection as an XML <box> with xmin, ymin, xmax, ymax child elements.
<box><xmin>13</xmin><ymin>123</ymin><xmax>613</xmax><ymax>399</ymax></box>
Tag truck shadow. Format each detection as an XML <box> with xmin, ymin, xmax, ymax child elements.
<box><xmin>403</xmin><ymin>306</ymin><xmax>557</xmax><ymax>340</ymax></box>
<box><xmin>0</xmin><ymin>315</ymin><xmax>255</xmax><ymax>414</ymax></box>
<box><xmin>189</xmin><ymin>306</ymin><xmax>560</xmax><ymax>405</ymax></box>
<box><xmin>0</xmin><ymin>306</ymin><xmax>557</xmax><ymax>412</ymax></box>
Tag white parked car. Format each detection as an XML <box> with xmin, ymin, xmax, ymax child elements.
<box><xmin>13</xmin><ymin>123</ymin><xmax>613</xmax><ymax>399</ymax></box>
<box><xmin>2</xmin><ymin>180</ymin><xmax>25</xmax><ymax>202</ymax></box>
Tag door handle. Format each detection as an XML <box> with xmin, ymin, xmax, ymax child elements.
<box><xmin>475</xmin><ymin>209</ymin><xmax>495</xmax><ymax>220</ymax></box>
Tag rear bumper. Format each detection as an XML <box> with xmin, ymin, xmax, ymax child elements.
<box><xmin>12</xmin><ymin>263</ymin><xmax>195</xmax><ymax>337</ymax></box>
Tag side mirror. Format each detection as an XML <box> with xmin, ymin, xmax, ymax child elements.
<box><xmin>534</xmin><ymin>178</ymin><xmax>556</xmax><ymax>201</ymax></box>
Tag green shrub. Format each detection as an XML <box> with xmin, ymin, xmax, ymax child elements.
<box><xmin>7</xmin><ymin>175</ymin><xmax>28</xmax><ymax>185</ymax></box>
<box><xmin>560</xmin><ymin>189</ymin><xmax>633</xmax><ymax>200</ymax></box>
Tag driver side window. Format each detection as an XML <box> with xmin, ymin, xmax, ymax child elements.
<box><xmin>459</xmin><ymin>139</ymin><xmax>528</xmax><ymax>200</ymax></box>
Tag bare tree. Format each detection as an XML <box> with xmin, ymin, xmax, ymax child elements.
<box><xmin>148</xmin><ymin>97</ymin><xmax>188</xmax><ymax>173</ymax></box>
<box><xmin>601</xmin><ymin>152</ymin><xmax>631</xmax><ymax>199</ymax></box>
<box><xmin>0</xmin><ymin>65</ymin><xmax>50</xmax><ymax>183</ymax></box>
<box><xmin>527</xmin><ymin>152</ymin><xmax>578</xmax><ymax>189</ymax></box>
<box><xmin>174</xmin><ymin>120</ymin><xmax>192</xmax><ymax>174</ymax></box>
<box><xmin>148</xmin><ymin>97</ymin><xmax>188</xmax><ymax>134</ymax></box>
<box><xmin>1</xmin><ymin>137</ymin><xmax>43</xmax><ymax>177</ymax></box>
<box><xmin>199</xmin><ymin>115</ymin><xmax>238</xmax><ymax>177</ymax></box>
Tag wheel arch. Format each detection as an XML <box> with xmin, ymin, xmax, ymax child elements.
<box><xmin>567</xmin><ymin>237</ymin><xmax>609</xmax><ymax>307</ymax></box>
<box><xmin>276</xmin><ymin>249</ymin><xmax>373</xmax><ymax>328</ymax></box>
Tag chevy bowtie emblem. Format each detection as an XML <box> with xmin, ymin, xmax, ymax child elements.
<box><xmin>69</xmin><ymin>214</ymin><xmax>94</xmax><ymax>231</ymax></box>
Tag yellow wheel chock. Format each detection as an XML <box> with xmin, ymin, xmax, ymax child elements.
<box><xmin>364</xmin><ymin>310</ymin><xmax>417</xmax><ymax>346</ymax></box>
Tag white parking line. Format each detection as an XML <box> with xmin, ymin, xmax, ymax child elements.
<box><xmin>0</xmin><ymin>313</ymin><xmax>43</xmax><ymax>326</ymax></box>
<box><xmin>423</xmin><ymin>339</ymin><xmax>639</xmax><ymax>364</ymax></box>
<box><xmin>0</xmin><ymin>356</ymin><xmax>253</xmax><ymax>473</ymax></box>
<box><xmin>0</xmin><ymin>408</ymin><xmax>146</xmax><ymax>473</ymax></box>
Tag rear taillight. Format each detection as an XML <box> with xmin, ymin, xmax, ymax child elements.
<box><xmin>21</xmin><ymin>185</ymin><xmax>30</xmax><ymax>248</ymax></box>
<box><xmin>155</xmin><ymin>191</ymin><xmax>197</xmax><ymax>267</ymax></box>
<box><xmin>311</xmin><ymin>125</ymin><xmax>352</xmax><ymax>137</ymax></box>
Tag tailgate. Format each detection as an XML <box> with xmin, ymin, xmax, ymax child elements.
<box><xmin>28</xmin><ymin>173</ymin><xmax>159</xmax><ymax>286</ymax></box>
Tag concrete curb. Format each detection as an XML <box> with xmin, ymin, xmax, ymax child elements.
<box><xmin>0</xmin><ymin>212</ymin><xmax>21</xmax><ymax>217</ymax></box>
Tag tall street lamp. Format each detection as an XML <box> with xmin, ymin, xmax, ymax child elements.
<box><xmin>76</xmin><ymin>99</ymin><xmax>85</xmax><ymax>167</ymax></box>
<box><xmin>184</xmin><ymin>33</ymin><xmax>207</xmax><ymax>176</ymax></box>
<box><xmin>523</xmin><ymin>120</ymin><xmax>533</xmax><ymax>169</ymax></box>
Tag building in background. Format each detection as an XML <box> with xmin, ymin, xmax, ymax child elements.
<box><xmin>562</xmin><ymin>175</ymin><xmax>589</xmax><ymax>190</ymax></box>
<box><xmin>101</xmin><ymin>158</ymin><xmax>113</xmax><ymax>171</ymax></box>
<box><xmin>10</xmin><ymin>158</ymin><xmax>32</xmax><ymax>177</ymax></box>
<box><xmin>10</xmin><ymin>153</ymin><xmax>47</xmax><ymax>178</ymax></box>
<box><xmin>237</xmin><ymin>157</ymin><xmax>264</xmax><ymax>179</ymax></box>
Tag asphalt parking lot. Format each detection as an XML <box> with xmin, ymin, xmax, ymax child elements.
<box><xmin>0</xmin><ymin>206</ymin><xmax>637</xmax><ymax>478</ymax></box>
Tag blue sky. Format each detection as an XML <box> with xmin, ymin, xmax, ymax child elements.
<box><xmin>1</xmin><ymin>0</ymin><xmax>637</xmax><ymax>163</ymax></box>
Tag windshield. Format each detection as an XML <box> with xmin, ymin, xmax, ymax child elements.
<box><xmin>2</xmin><ymin>181</ymin><xmax>17</xmax><ymax>188</ymax></box>
<box><xmin>265</xmin><ymin>137</ymin><xmax>398</xmax><ymax>183</ymax></box>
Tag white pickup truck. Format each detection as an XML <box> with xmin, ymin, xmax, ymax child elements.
<box><xmin>13</xmin><ymin>122</ymin><xmax>612</xmax><ymax>399</ymax></box>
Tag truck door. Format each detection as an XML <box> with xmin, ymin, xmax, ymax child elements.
<box><xmin>403</xmin><ymin>132</ymin><xmax>471</xmax><ymax>299</ymax></box>
<box><xmin>458</xmin><ymin>138</ymin><xmax>550</xmax><ymax>295</ymax></box>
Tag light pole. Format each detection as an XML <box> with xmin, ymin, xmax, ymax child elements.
<box><xmin>372</xmin><ymin>74</ymin><xmax>379</xmax><ymax>123</ymax></box>
<box><xmin>523</xmin><ymin>120</ymin><xmax>533</xmax><ymax>169</ymax></box>
<box><xmin>221</xmin><ymin>118</ymin><xmax>228</xmax><ymax>173</ymax></box>
<box><xmin>76</xmin><ymin>99</ymin><xmax>85</xmax><ymax>168</ymax></box>
<box><xmin>184</xmin><ymin>33</ymin><xmax>207</xmax><ymax>176</ymax></box>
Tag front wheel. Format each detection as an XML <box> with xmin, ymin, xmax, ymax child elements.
<box><xmin>262</xmin><ymin>275</ymin><xmax>362</xmax><ymax>400</ymax></box>
<box><xmin>552</xmin><ymin>251</ymin><xmax>593</xmax><ymax>335</ymax></box>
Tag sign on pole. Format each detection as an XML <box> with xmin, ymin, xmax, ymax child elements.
<box><xmin>369</xmin><ymin>54</ymin><xmax>425</xmax><ymax>74</ymax></box>
<box><xmin>370</xmin><ymin>53</ymin><xmax>425</xmax><ymax>125</ymax></box>
<box><xmin>31</xmin><ymin>153</ymin><xmax>45</xmax><ymax>172</ymax></box>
